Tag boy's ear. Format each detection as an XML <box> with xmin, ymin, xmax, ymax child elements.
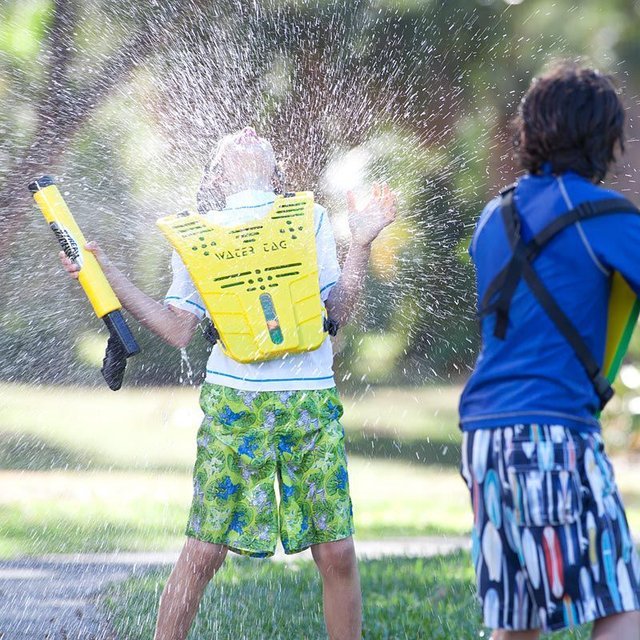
<box><xmin>519</xmin><ymin>130</ymin><xmax>526</xmax><ymax>148</ymax></box>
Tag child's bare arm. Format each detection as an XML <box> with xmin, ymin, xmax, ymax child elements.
<box><xmin>325</xmin><ymin>183</ymin><xmax>397</xmax><ymax>326</ymax></box>
<box><xmin>59</xmin><ymin>242</ymin><xmax>199</xmax><ymax>349</ymax></box>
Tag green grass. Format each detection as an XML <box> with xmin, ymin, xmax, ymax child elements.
<box><xmin>1</xmin><ymin>383</ymin><xmax>639</xmax><ymax>558</ymax></box>
<box><xmin>343</xmin><ymin>386</ymin><xmax>461</xmax><ymax>466</ymax></box>
<box><xmin>0</xmin><ymin>383</ymin><xmax>461</xmax><ymax>471</ymax></box>
<box><xmin>0</xmin><ymin>471</ymin><xmax>191</xmax><ymax>556</ymax></box>
<box><xmin>0</xmin><ymin>382</ymin><xmax>470</xmax><ymax>557</ymax></box>
<box><xmin>103</xmin><ymin>552</ymin><xmax>591</xmax><ymax>640</ymax></box>
<box><xmin>0</xmin><ymin>384</ymin><xmax>201</xmax><ymax>471</ymax></box>
<box><xmin>342</xmin><ymin>386</ymin><xmax>460</xmax><ymax>440</ymax></box>
<box><xmin>0</xmin><ymin>461</ymin><xmax>473</xmax><ymax>557</ymax></box>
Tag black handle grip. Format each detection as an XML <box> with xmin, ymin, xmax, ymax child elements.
<box><xmin>103</xmin><ymin>311</ymin><xmax>140</xmax><ymax>357</ymax></box>
<box><xmin>323</xmin><ymin>317</ymin><xmax>339</xmax><ymax>337</ymax></box>
<box><xmin>101</xmin><ymin>311</ymin><xmax>140</xmax><ymax>390</ymax></box>
<box><xmin>28</xmin><ymin>175</ymin><xmax>55</xmax><ymax>193</ymax></box>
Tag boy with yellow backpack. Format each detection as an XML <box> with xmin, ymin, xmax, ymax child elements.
<box><xmin>60</xmin><ymin>126</ymin><xmax>397</xmax><ymax>640</ymax></box>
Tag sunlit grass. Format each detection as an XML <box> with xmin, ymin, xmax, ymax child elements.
<box><xmin>1</xmin><ymin>383</ymin><xmax>638</xmax><ymax>559</ymax></box>
<box><xmin>341</xmin><ymin>385</ymin><xmax>461</xmax><ymax>440</ymax></box>
<box><xmin>0</xmin><ymin>460</ymin><xmax>472</xmax><ymax>558</ymax></box>
<box><xmin>0</xmin><ymin>383</ymin><xmax>461</xmax><ymax>471</ymax></box>
<box><xmin>0</xmin><ymin>384</ymin><xmax>201</xmax><ymax>471</ymax></box>
<box><xmin>0</xmin><ymin>471</ymin><xmax>190</xmax><ymax>557</ymax></box>
<box><xmin>3</xmin><ymin>457</ymin><xmax>636</xmax><ymax>558</ymax></box>
<box><xmin>0</xmin><ymin>382</ymin><xmax>469</xmax><ymax>557</ymax></box>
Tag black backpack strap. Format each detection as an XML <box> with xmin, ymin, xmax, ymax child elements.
<box><xmin>480</xmin><ymin>195</ymin><xmax>639</xmax><ymax>314</ymax></box>
<box><xmin>531</xmin><ymin>197</ymin><xmax>639</xmax><ymax>250</ymax></box>
<box><xmin>519</xmin><ymin>259</ymin><xmax>614</xmax><ymax>410</ymax></box>
<box><xmin>486</xmin><ymin>189</ymin><xmax>526</xmax><ymax>338</ymax></box>
<box><xmin>476</xmin><ymin>188</ymin><xmax>640</xmax><ymax>410</ymax></box>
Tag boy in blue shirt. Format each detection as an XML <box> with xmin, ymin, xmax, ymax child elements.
<box><xmin>460</xmin><ymin>63</ymin><xmax>640</xmax><ymax>639</ymax></box>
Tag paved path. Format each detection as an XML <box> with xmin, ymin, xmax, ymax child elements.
<box><xmin>0</xmin><ymin>536</ymin><xmax>469</xmax><ymax>639</ymax></box>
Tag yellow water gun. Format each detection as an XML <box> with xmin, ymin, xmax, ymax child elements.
<box><xmin>29</xmin><ymin>176</ymin><xmax>140</xmax><ymax>390</ymax></box>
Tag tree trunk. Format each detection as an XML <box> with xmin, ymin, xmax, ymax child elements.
<box><xmin>0</xmin><ymin>1</ymin><xmax>210</xmax><ymax>252</ymax></box>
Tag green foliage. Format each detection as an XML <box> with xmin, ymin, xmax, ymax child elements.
<box><xmin>2</xmin><ymin>0</ymin><xmax>640</xmax><ymax>386</ymax></box>
<box><xmin>0</xmin><ymin>0</ymin><xmax>51</xmax><ymax>62</ymax></box>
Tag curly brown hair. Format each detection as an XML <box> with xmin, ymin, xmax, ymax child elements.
<box><xmin>513</xmin><ymin>62</ymin><xmax>625</xmax><ymax>183</ymax></box>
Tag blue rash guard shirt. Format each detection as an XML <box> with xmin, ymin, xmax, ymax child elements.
<box><xmin>459</xmin><ymin>168</ymin><xmax>640</xmax><ymax>433</ymax></box>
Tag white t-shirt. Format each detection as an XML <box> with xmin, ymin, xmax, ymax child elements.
<box><xmin>164</xmin><ymin>189</ymin><xmax>341</xmax><ymax>391</ymax></box>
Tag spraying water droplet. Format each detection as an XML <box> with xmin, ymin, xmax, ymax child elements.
<box><xmin>179</xmin><ymin>347</ymin><xmax>194</xmax><ymax>385</ymax></box>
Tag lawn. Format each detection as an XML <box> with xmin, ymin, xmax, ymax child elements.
<box><xmin>103</xmin><ymin>552</ymin><xmax>592</xmax><ymax>640</ymax></box>
<box><xmin>0</xmin><ymin>460</ymin><xmax>472</xmax><ymax>557</ymax></box>
<box><xmin>0</xmin><ymin>382</ymin><xmax>470</xmax><ymax>557</ymax></box>
<box><xmin>1</xmin><ymin>383</ymin><xmax>639</xmax><ymax>558</ymax></box>
<box><xmin>0</xmin><ymin>383</ymin><xmax>460</xmax><ymax>472</ymax></box>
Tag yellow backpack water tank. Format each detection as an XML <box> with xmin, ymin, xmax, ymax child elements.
<box><xmin>604</xmin><ymin>273</ymin><xmax>640</xmax><ymax>383</ymax></box>
<box><xmin>157</xmin><ymin>192</ymin><xmax>328</xmax><ymax>363</ymax></box>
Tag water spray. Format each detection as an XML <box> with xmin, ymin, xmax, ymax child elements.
<box><xmin>28</xmin><ymin>176</ymin><xmax>140</xmax><ymax>390</ymax></box>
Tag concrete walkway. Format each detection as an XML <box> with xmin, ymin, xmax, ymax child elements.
<box><xmin>0</xmin><ymin>536</ymin><xmax>469</xmax><ymax>639</ymax></box>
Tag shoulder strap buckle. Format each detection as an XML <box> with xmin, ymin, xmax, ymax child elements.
<box><xmin>593</xmin><ymin>373</ymin><xmax>615</xmax><ymax>410</ymax></box>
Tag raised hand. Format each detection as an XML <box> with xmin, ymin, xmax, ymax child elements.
<box><xmin>346</xmin><ymin>182</ymin><xmax>398</xmax><ymax>248</ymax></box>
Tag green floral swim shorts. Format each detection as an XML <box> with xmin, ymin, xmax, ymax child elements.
<box><xmin>185</xmin><ymin>384</ymin><xmax>354</xmax><ymax>557</ymax></box>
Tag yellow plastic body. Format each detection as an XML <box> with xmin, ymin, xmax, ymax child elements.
<box><xmin>32</xmin><ymin>184</ymin><xmax>121</xmax><ymax>318</ymax></box>
<box><xmin>157</xmin><ymin>192</ymin><xmax>326</xmax><ymax>363</ymax></box>
<box><xmin>603</xmin><ymin>272</ymin><xmax>640</xmax><ymax>383</ymax></box>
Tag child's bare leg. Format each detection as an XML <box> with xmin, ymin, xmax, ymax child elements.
<box><xmin>311</xmin><ymin>537</ymin><xmax>362</xmax><ymax>640</ymax></box>
<box><xmin>491</xmin><ymin>630</ymin><xmax>540</xmax><ymax>640</ymax></box>
<box><xmin>154</xmin><ymin>538</ymin><xmax>227</xmax><ymax>640</ymax></box>
<box><xmin>592</xmin><ymin>611</ymin><xmax>640</xmax><ymax>640</ymax></box>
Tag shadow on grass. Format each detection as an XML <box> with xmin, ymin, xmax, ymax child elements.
<box><xmin>0</xmin><ymin>431</ymin><xmax>89</xmax><ymax>471</ymax></box>
<box><xmin>346</xmin><ymin>431</ymin><xmax>461</xmax><ymax>467</ymax></box>
<box><xmin>0</xmin><ymin>430</ymin><xmax>192</xmax><ymax>473</ymax></box>
<box><xmin>0</xmin><ymin>429</ymin><xmax>462</xmax><ymax>472</ymax></box>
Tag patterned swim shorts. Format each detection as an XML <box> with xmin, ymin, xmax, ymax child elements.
<box><xmin>185</xmin><ymin>384</ymin><xmax>354</xmax><ymax>557</ymax></box>
<box><xmin>461</xmin><ymin>424</ymin><xmax>640</xmax><ymax>632</ymax></box>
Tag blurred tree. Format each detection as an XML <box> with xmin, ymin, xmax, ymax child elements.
<box><xmin>0</xmin><ymin>0</ymin><xmax>214</xmax><ymax>247</ymax></box>
<box><xmin>1</xmin><ymin>0</ymin><xmax>639</xmax><ymax>391</ymax></box>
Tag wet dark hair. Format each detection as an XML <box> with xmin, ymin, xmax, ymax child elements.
<box><xmin>513</xmin><ymin>62</ymin><xmax>625</xmax><ymax>182</ymax></box>
<box><xmin>196</xmin><ymin>147</ymin><xmax>286</xmax><ymax>214</ymax></box>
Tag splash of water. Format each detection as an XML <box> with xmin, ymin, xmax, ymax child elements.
<box><xmin>179</xmin><ymin>347</ymin><xmax>194</xmax><ymax>386</ymax></box>
<box><xmin>1</xmin><ymin>0</ymin><xmax>638</xmax><ymax>390</ymax></box>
